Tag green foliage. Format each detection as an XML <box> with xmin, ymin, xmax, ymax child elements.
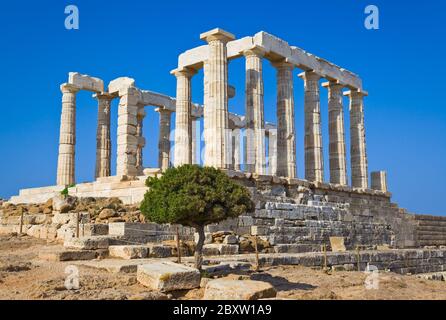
<box><xmin>140</xmin><ymin>165</ymin><xmax>254</xmax><ymax>228</ymax></box>
<box><xmin>60</xmin><ymin>184</ymin><xmax>76</xmax><ymax>198</ymax></box>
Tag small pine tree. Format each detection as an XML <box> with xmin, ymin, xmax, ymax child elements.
<box><xmin>140</xmin><ymin>165</ymin><xmax>254</xmax><ymax>269</ymax></box>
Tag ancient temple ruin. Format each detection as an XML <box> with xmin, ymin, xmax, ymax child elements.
<box><xmin>7</xmin><ymin>28</ymin><xmax>446</xmax><ymax>255</ymax></box>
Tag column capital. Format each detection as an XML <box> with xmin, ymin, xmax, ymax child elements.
<box><xmin>92</xmin><ymin>92</ymin><xmax>114</xmax><ymax>101</ymax></box>
<box><xmin>298</xmin><ymin>70</ymin><xmax>321</xmax><ymax>81</ymax></box>
<box><xmin>243</xmin><ymin>46</ymin><xmax>266</xmax><ymax>58</ymax></box>
<box><xmin>60</xmin><ymin>83</ymin><xmax>80</xmax><ymax>94</ymax></box>
<box><xmin>170</xmin><ymin>67</ymin><xmax>197</xmax><ymax>78</ymax></box>
<box><xmin>271</xmin><ymin>59</ymin><xmax>294</xmax><ymax>70</ymax></box>
<box><xmin>155</xmin><ymin>106</ymin><xmax>173</xmax><ymax>114</ymax></box>
<box><xmin>322</xmin><ymin>81</ymin><xmax>344</xmax><ymax>90</ymax></box>
<box><xmin>343</xmin><ymin>89</ymin><xmax>369</xmax><ymax>97</ymax></box>
<box><xmin>200</xmin><ymin>28</ymin><xmax>235</xmax><ymax>43</ymax></box>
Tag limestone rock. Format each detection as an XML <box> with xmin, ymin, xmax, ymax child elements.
<box><xmin>109</xmin><ymin>245</ymin><xmax>149</xmax><ymax>259</ymax></box>
<box><xmin>223</xmin><ymin>234</ymin><xmax>238</xmax><ymax>244</ymax></box>
<box><xmin>64</xmin><ymin>236</ymin><xmax>110</xmax><ymax>250</ymax></box>
<box><xmin>53</xmin><ymin>195</ymin><xmax>77</xmax><ymax>213</ymax></box>
<box><xmin>136</xmin><ymin>261</ymin><xmax>201</xmax><ymax>292</ymax></box>
<box><xmin>98</xmin><ymin>208</ymin><xmax>117</xmax><ymax>220</ymax></box>
<box><xmin>204</xmin><ymin>279</ymin><xmax>277</xmax><ymax>300</ymax></box>
<box><xmin>330</xmin><ymin>237</ymin><xmax>346</xmax><ymax>252</ymax></box>
<box><xmin>148</xmin><ymin>244</ymin><xmax>172</xmax><ymax>258</ymax></box>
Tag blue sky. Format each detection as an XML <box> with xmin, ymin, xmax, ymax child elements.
<box><xmin>0</xmin><ymin>0</ymin><xmax>445</xmax><ymax>216</ymax></box>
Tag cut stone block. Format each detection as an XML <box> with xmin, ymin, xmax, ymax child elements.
<box><xmin>330</xmin><ymin>237</ymin><xmax>346</xmax><ymax>252</ymax></box>
<box><xmin>109</xmin><ymin>245</ymin><xmax>149</xmax><ymax>259</ymax></box>
<box><xmin>203</xmin><ymin>244</ymin><xmax>239</xmax><ymax>256</ymax></box>
<box><xmin>223</xmin><ymin>234</ymin><xmax>238</xmax><ymax>244</ymax></box>
<box><xmin>64</xmin><ymin>236</ymin><xmax>110</xmax><ymax>250</ymax></box>
<box><xmin>136</xmin><ymin>261</ymin><xmax>201</xmax><ymax>292</ymax></box>
<box><xmin>68</xmin><ymin>72</ymin><xmax>104</xmax><ymax>92</ymax></box>
<box><xmin>39</xmin><ymin>248</ymin><xmax>97</xmax><ymax>261</ymax></box>
<box><xmin>194</xmin><ymin>232</ymin><xmax>213</xmax><ymax>245</ymax></box>
<box><xmin>204</xmin><ymin>279</ymin><xmax>277</xmax><ymax>300</ymax></box>
<box><xmin>109</xmin><ymin>222</ymin><xmax>157</xmax><ymax>237</ymax></box>
<box><xmin>148</xmin><ymin>244</ymin><xmax>172</xmax><ymax>258</ymax></box>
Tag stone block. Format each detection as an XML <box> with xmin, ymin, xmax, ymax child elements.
<box><xmin>330</xmin><ymin>237</ymin><xmax>346</xmax><ymax>252</ymax></box>
<box><xmin>148</xmin><ymin>244</ymin><xmax>172</xmax><ymax>258</ymax></box>
<box><xmin>204</xmin><ymin>279</ymin><xmax>277</xmax><ymax>300</ymax></box>
<box><xmin>223</xmin><ymin>234</ymin><xmax>238</xmax><ymax>244</ymax></box>
<box><xmin>109</xmin><ymin>245</ymin><xmax>149</xmax><ymax>259</ymax></box>
<box><xmin>69</xmin><ymin>72</ymin><xmax>104</xmax><ymax>92</ymax></box>
<box><xmin>203</xmin><ymin>244</ymin><xmax>239</xmax><ymax>255</ymax></box>
<box><xmin>39</xmin><ymin>248</ymin><xmax>97</xmax><ymax>261</ymax></box>
<box><xmin>136</xmin><ymin>261</ymin><xmax>201</xmax><ymax>292</ymax></box>
<box><xmin>64</xmin><ymin>236</ymin><xmax>110</xmax><ymax>250</ymax></box>
<box><xmin>194</xmin><ymin>232</ymin><xmax>213</xmax><ymax>245</ymax></box>
<box><xmin>108</xmin><ymin>77</ymin><xmax>136</xmax><ymax>95</ymax></box>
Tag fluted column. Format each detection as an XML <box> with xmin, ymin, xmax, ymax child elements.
<box><xmin>173</xmin><ymin>68</ymin><xmax>195</xmax><ymax>167</ymax></box>
<box><xmin>57</xmin><ymin>83</ymin><xmax>79</xmax><ymax>186</ymax></box>
<box><xmin>273</xmin><ymin>61</ymin><xmax>296</xmax><ymax>178</ymax></box>
<box><xmin>136</xmin><ymin>107</ymin><xmax>146</xmax><ymax>175</ymax></box>
<box><xmin>267</xmin><ymin>129</ymin><xmax>278</xmax><ymax>176</ymax></box>
<box><xmin>323</xmin><ymin>81</ymin><xmax>347</xmax><ymax>185</ymax></box>
<box><xmin>116</xmin><ymin>87</ymin><xmax>140</xmax><ymax>177</ymax></box>
<box><xmin>345</xmin><ymin>90</ymin><xmax>369</xmax><ymax>189</ymax></box>
<box><xmin>232</xmin><ymin>128</ymin><xmax>241</xmax><ymax>171</ymax></box>
<box><xmin>201</xmin><ymin>28</ymin><xmax>235</xmax><ymax>168</ymax></box>
<box><xmin>244</xmin><ymin>47</ymin><xmax>265</xmax><ymax>174</ymax></box>
<box><xmin>300</xmin><ymin>71</ymin><xmax>324</xmax><ymax>183</ymax></box>
<box><xmin>156</xmin><ymin>107</ymin><xmax>172</xmax><ymax>171</ymax></box>
<box><xmin>94</xmin><ymin>93</ymin><xmax>113</xmax><ymax>179</ymax></box>
<box><xmin>191</xmin><ymin>116</ymin><xmax>200</xmax><ymax>164</ymax></box>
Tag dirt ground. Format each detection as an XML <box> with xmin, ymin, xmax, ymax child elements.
<box><xmin>0</xmin><ymin>234</ymin><xmax>445</xmax><ymax>300</ymax></box>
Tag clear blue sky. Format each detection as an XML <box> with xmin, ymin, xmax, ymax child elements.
<box><xmin>0</xmin><ymin>0</ymin><xmax>445</xmax><ymax>216</ymax></box>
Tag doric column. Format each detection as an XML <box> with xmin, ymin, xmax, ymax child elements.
<box><xmin>173</xmin><ymin>68</ymin><xmax>195</xmax><ymax>167</ymax></box>
<box><xmin>345</xmin><ymin>90</ymin><xmax>369</xmax><ymax>189</ymax></box>
<box><xmin>57</xmin><ymin>83</ymin><xmax>79</xmax><ymax>186</ymax></box>
<box><xmin>201</xmin><ymin>28</ymin><xmax>235</xmax><ymax>169</ymax></box>
<box><xmin>322</xmin><ymin>81</ymin><xmax>347</xmax><ymax>185</ymax></box>
<box><xmin>94</xmin><ymin>93</ymin><xmax>113</xmax><ymax>179</ymax></box>
<box><xmin>371</xmin><ymin>171</ymin><xmax>387</xmax><ymax>192</ymax></box>
<box><xmin>232</xmin><ymin>128</ymin><xmax>241</xmax><ymax>171</ymax></box>
<box><xmin>267</xmin><ymin>129</ymin><xmax>278</xmax><ymax>176</ymax></box>
<box><xmin>299</xmin><ymin>71</ymin><xmax>324</xmax><ymax>183</ymax></box>
<box><xmin>136</xmin><ymin>107</ymin><xmax>146</xmax><ymax>175</ymax></box>
<box><xmin>244</xmin><ymin>47</ymin><xmax>266</xmax><ymax>174</ymax></box>
<box><xmin>116</xmin><ymin>87</ymin><xmax>140</xmax><ymax>177</ymax></box>
<box><xmin>272</xmin><ymin>60</ymin><xmax>296</xmax><ymax>178</ymax></box>
<box><xmin>156</xmin><ymin>107</ymin><xmax>172</xmax><ymax>171</ymax></box>
<box><xmin>191</xmin><ymin>116</ymin><xmax>200</xmax><ymax>165</ymax></box>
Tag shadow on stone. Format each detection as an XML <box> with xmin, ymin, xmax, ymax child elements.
<box><xmin>250</xmin><ymin>273</ymin><xmax>316</xmax><ymax>291</ymax></box>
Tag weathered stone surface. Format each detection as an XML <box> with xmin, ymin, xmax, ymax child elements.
<box><xmin>39</xmin><ymin>248</ymin><xmax>97</xmax><ymax>261</ymax></box>
<box><xmin>137</xmin><ymin>262</ymin><xmax>201</xmax><ymax>292</ymax></box>
<box><xmin>109</xmin><ymin>245</ymin><xmax>149</xmax><ymax>259</ymax></box>
<box><xmin>204</xmin><ymin>279</ymin><xmax>276</xmax><ymax>300</ymax></box>
<box><xmin>148</xmin><ymin>244</ymin><xmax>172</xmax><ymax>258</ymax></box>
<box><xmin>64</xmin><ymin>236</ymin><xmax>110</xmax><ymax>250</ymax></box>
<box><xmin>330</xmin><ymin>237</ymin><xmax>346</xmax><ymax>252</ymax></box>
<box><xmin>203</xmin><ymin>244</ymin><xmax>239</xmax><ymax>256</ymax></box>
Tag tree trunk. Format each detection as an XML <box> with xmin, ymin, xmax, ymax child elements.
<box><xmin>194</xmin><ymin>225</ymin><xmax>205</xmax><ymax>270</ymax></box>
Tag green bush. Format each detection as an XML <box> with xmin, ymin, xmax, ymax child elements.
<box><xmin>140</xmin><ymin>165</ymin><xmax>254</xmax><ymax>269</ymax></box>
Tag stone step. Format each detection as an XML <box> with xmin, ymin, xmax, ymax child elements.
<box><xmin>38</xmin><ymin>248</ymin><xmax>97</xmax><ymax>261</ymax></box>
<box><xmin>136</xmin><ymin>261</ymin><xmax>201</xmax><ymax>292</ymax></box>
<box><xmin>64</xmin><ymin>235</ymin><xmax>113</xmax><ymax>250</ymax></box>
<box><xmin>203</xmin><ymin>278</ymin><xmax>277</xmax><ymax>300</ymax></box>
<box><xmin>109</xmin><ymin>245</ymin><xmax>149</xmax><ymax>259</ymax></box>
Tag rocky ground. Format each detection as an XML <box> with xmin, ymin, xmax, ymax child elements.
<box><xmin>0</xmin><ymin>234</ymin><xmax>445</xmax><ymax>300</ymax></box>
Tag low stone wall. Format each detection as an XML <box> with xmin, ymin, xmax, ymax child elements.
<box><xmin>412</xmin><ymin>214</ymin><xmax>446</xmax><ymax>247</ymax></box>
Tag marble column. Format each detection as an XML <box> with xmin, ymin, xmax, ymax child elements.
<box><xmin>300</xmin><ymin>71</ymin><xmax>324</xmax><ymax>183</ymax></box>
<box><xmin>267</xmin><ymin>129</ymin><xmax>278</xmax><ymax>176</ymax></box>
<box><xmin>345</xmin><ymin>90</ymin><xmax>369</xmax><ymax>189</ymax></box>
<box><xmin>200</xmin><ymin>28</ymin><xmax>235</xmax><ymax>168</ymax></box>
<box><xmin>191</xmin><ymin>116</ymin><xmax>200</xmax><ymax>165</ymax></box>
<box><xmin>57</xmin><ymin>83</ymin><xmax>79</xmax><ymax>186</ymax></box>
<box><xmin>136</xmin><ymin>107</ymin><xmax>146</xmax><ymax>175</ymax></box>
<box><xmin>232</xmin><ymin>128</ymin><xmax>241</xmax><ymax>171</ymax></box>
<box><xmin>244</xmin><ymin>47</ymin><xmax>266</xmax><ymax>174</ymax></box>
<box><xmin>94</xmin><ymin>93</ymin><xmax>112</xmax><ymax>179</ymax></box>
<box><xmin>116</xmin><ymin>87</ymin><xmax>140</xmax><ymax>177</ymax></box>
<box><xmin>156</xmin><ymin>107</ymin><xmax>172</xmax><ymax>171</ymax></box>
<box><xmin>323</xmin><ymin>81</ymin><xmax>347</xmax><ymax>185</ymax></box>
<box><xmin>173</xmin><ymin>68</ymin><xmax>195</xmax><ymax>167</ymax></box>
<box><xmin>273</xmin><ymin>61</ymin><xmax>296</xmax><ymax>178</ymax></box>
